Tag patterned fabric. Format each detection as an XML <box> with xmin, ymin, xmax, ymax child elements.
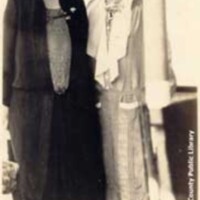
<box><xmin>46</xmin><ymin>9</ymin><xmax>72</xmax><ymax>94</ymax></box>
<box><xmin>99</xmin><ymin>89</ymin><xmax>148</xmax><ymax>200</ymax></box>
<box><xmin>95</xmin><ymin>1</ymin><xmax>148</xmax><ymax>199</ymax></box>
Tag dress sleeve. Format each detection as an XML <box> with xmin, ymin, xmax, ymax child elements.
<box><xmin>3</xmin><ymin>0</ymin><xmax>17</xmax><ymax>107</ymax></box>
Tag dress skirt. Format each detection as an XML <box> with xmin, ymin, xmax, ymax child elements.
<box><xmin>43</xmin><ymin>91</ymin><xmax>106</xmax><ymax>200</ymax></box>
<box><xmin>9</xmin><ymin>87</ymin><xmax>106</xmax><ymax>200</ymax></box>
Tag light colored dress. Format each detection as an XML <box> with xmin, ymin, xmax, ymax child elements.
<box><xmin>86</xmin><ymin>1</ymin><xmax>148</xmax><ymax>200</ymax></box>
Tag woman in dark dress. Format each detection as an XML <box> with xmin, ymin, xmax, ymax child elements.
<box><xmin>2</xmin><ymin>0</ymin><xmax>106</xmax><ymax>200</ymax></box>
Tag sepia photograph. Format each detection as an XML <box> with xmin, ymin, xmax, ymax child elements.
<box><xmin>0</xmin><ymin>0</ymin><xmax>199</xmax><ymax>200</ymax></box>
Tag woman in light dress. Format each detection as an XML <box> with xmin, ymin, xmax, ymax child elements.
<box><xmin>86</xmin><ymin>1</ymin><xmax>147</xmax><ymax>200</ymax></box>
<box><xmin>85</xmin><ymin>0</ymin><xmax>176</xmax><ymax>200</ymax></box>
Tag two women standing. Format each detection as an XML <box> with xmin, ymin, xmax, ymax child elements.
<box><xmin>3</xmin><ymin>0</ymin><xmax>168</xmax><ymax>199</ymax></box>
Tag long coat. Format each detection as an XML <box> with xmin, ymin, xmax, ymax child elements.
<box><xmin>3</xmin><ymin>0</ymin><xmax>91</xmax><ymax>106</ymax></box>
<box><xmin>3</xmin><ymin>0</ymin><xmax>106</xmax><ymax>200</ymax></box>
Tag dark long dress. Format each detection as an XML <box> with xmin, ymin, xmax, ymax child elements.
<box><xmin>42</xmin><ymin>91</ymin><xmax>105</xmax><ymax>200</ymax></box>
<box><xmin>6</xmin><ymin>1</ymin><xmax>106</xmax><ymax>200</ymax></box>
<box><xmin>10</xmin><ymin>86</ymin><xmax>106</xmax><ymax>200</ymax></box>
